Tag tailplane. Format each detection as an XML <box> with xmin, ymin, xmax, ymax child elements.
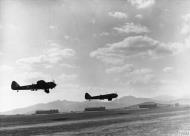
<box><xmin>11</xmin><ymin>81</ymin><xmax>20</xmax><ymax>90</ymax></box>
<box><xmin>85</xmin><ymin>93</ymin><xmax>91</xmax><ymax>100</ymax></box>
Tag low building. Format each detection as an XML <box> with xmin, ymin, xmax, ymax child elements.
<box><xmin>139</xmin><ymin>102</ymin><xmax>157</xmax><ymax>109</ymax></box>
<box><xmin>35</xmin><ymin>109</ymin><xmax>59</xmax><ymax>114</ymax></box>
<box><xmin>84</xmin><ymin>107</ymin><xmax>106</xmax><ymax>111</ymax></box>
<box><xmin>175</xmin><ymin>103</ymin><xmax>180</xmax><ymax>107</ymax></box>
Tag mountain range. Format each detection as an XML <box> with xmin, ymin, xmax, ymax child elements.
<box><xmin>1</xmin><ymin>95</ymin><xmax>190</xmax><ymax>115</ymax></box>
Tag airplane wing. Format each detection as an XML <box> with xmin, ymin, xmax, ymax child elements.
<box><xmin>16</xmin><ymin>85</ymin><xmax>38</xmax><ymax>90</ymax></box>
<box><xmin>91</xmin><ymin>96</ymin><xmax>102</xmax><ymax>99</ymax></box>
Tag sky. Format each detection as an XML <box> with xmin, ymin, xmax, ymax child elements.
<box><xmin>1</xmin><ymin>0</ymin><xmax>190</xmax><ymax>112</ymax></box>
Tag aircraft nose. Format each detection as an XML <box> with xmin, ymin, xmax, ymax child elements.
<box><xmin>51</xmin><ymin>82</ymin><xmax>56</xmax><ymax>88</ymax></box>
<box><xmin>53</xmin><ymin>82</ymin><xmax>56</xmax><ymax>87</ymax></box>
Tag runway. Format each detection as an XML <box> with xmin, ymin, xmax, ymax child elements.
<box><xmin>1</xmin><ymin>107</ymin><xmax>190</xmax><ymax>136</ymax></box>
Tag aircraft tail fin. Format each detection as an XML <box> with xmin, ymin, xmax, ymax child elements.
<box><xmin>11</xmin><ymin>81</ymin><xmax>20</xmax><ymax>90</ymax></box>
<box><xmin>85</xmin><ymin>93</ymin><xmax>91</xmax><ymax>100</ymax></box>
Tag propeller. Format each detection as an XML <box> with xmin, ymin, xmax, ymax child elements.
<box><xmin>50</xmin><ymin>75</ymin><xmax>57</xmax><ymax>88</ymax></box>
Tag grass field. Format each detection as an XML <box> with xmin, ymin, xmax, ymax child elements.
<box><xmin>0</xmin><ymin>107</ymin><xmax>190</xmax><ymax>136</ymax></box>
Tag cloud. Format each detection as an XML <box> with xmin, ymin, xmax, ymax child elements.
<box><xmin>114</xmin><ymin>22</ymin><xmax>150</xmax><ymax>34</ymax></box>
<box><xmin>108</xmin><ymin>11</ymin><xmax>128</xmax><ymax>19</ymax></box>
<box><xmin>124</xmin><ymin>67</ymin><xmax>154</xmax><ymax>85</ymax></box>
<box><xmin>0</xmin><ymin>65</ymin><xmax>50</xmax><ymax>84</ymax></box>
<box><xmin>17</xmin><ymin>55</ymin><xmax>46</xmax><ymax>67</ymax></box>
<box><xmin>46</xmin><ymin>48</ymin><xmax>76</xmax><ymax>61</ymax></box>
<box><xmin>109</xmin><ymin>64</ymin><xmax>154</xmax><ymax>85</ymax></box>
<box><xmin>90</xmin><ymin>47</ymin><xmax>125</xmax><ymax>65</ymax></box>
<box><xmin>106</xmin><ymin>64</ymin><xmax>134</xmax><ymax>73</ymax></box>
<box><xmin>160</xmin><ymin>79</ymin><xmax>178</xmax><ymax>85</ymax></box>
<box><xmin>163</xmin><ymin>67</ymin><xmax>173</xmax><ymax>73</ymax></box>
<box><xmin>49</xmin><ymin>25</ymin><xmax>57</xmax><ymax>30</ymax></box>
<box><xmin>19</xmin><ymin>72</ymin><xmax>51</xmax><ymax>82</ymax></box>
<box><xmin>135</xmin><ymin>14</ymin><xmax>143</xmax><ymax>19</ymax></box>
<box><xmin>106</xmin><ymin>64</ymin><xmax>153</xmax><ymax>85</ymax></box>
<box><xmin>106</xmin><ymin>64</ymin><xmax>152</xmax><ymax>77</ymax></box>
<box><xmin>127</xmin><ymin>73</ymin><xmax>154</xmax><ymax>85</ymax></box>
<box><xmin>60</xmin><ymin>63</ymin><xmax>78</xmax><ymax>69</ymax></box>
<box><xmin>0</xmin><ymin>24</ymin><xmax>19</xmax><ymax>31</ymax></box>
<box><xmin>58</xmin><ymin>73</ymin><xmax>78</xmax><ymax>82</ymax></box>
<box><xmin>128</xmin><ymin>0</ymin><xmax>155</xmax><ymax>9</ymax></box>
<box><xmin>64</xmin><ymin>35</ymin><xmax>70</xmax><ymax>40</ymax></box>
<box><xmin>91</xmin><ymin>18</ymin><xmax>96</xmax><ymax>24</ymax></box>
<box><xmin>0</xmin><ymin>65</ymin><xmax>13</xmax><ymax>72</ymax></box>
<box><xmin>181</xmin><ymin>14</ymin><xmax>190</xmax><ymax>36</ymax></box>
<box><xmin>17</xmin><ymin>46</ymin><xmax>76</xmax><ymax>69</ymax></box>
<box><xmin>178</xmin><ymin>14</ymin><xmax>190</xmax><ymax>50</ymax></box>
<box><xmin>14</xmin><ymin>44</ymin><xmax>77</xmax><ymax>86</ymax></box>
<box><xmin>99</xmin><ymin>32</ymin><xmax>109</xmax><ymax>36</ymax></box>
<box><xmin>128</xmin><ymin>68</ymin><xmax>152</xmax><ymax>75</ymax></box>
<box><xmin>90</xmin><ymin>35</ymin><xmax>177</xmax><ymax>65</ymax></box>
<box><xmin>57</xmin><ymin>73</ymin><xmax>79</xmax><ymax>88</ymax></box>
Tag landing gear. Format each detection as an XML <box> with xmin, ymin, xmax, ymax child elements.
<box><xmin>108</xmin><ymin>98</ymin><xmax>112</xmax><ymax>101</ymax></box>
<box><xmin>44</xmin><ymin>89</ymin><xmax>49</xmax><ymax>93</ymax></box>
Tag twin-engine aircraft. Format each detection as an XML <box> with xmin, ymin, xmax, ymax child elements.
<box><xmin>11</xmin><ymin>80</ymin><xmax>118</xmax><ymax>99</ymax></box>
<box><xmin>11</xmin><ymin>80</ymin><xmax>56</xmax><ymax>93</ymax></box>
<box><xmin>85</xmin><ymin>92</ymin><xmax>118</xmax><ymax>101</ymax></box>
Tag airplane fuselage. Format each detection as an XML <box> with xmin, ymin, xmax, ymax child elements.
<box><xmin>11</xmin><ymin>80</ymin><xmax>56</xmax><ymax>93</ymax></box>
<box><xmin>85</xmin><ymin>93</ymin><xmax>118</xmax><ymax>101</ymax></box>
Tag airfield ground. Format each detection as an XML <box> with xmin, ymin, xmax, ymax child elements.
<box><xmin>0</xmin><ymin>107</ymin><xmax>190</xmax><ymax>136</ymax></box>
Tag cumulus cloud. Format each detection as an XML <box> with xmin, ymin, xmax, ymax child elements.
<box><xmin>19</xmin><ymin>72</ymin><xmax>51</xmax><ymax>82</ymax></box>
<box><xmin>49</xmin><ymin>25</ymin><xmax>57</xmax><ymax>30</ymax></box>
<box><xmin>60</xmin><ymin>63</ymin><xmax>78</xmax><ymax>69</ymax></box>
<box><xmin>0</xmin><ymin>65</ymin><xmax>51</xmax><ymax>86</ymax></box>
<box><xmin>0</xmin><ymin>24</ymin><xmax>19</xmax><ymax>31</ymax></box>
<box><xmin>15</xmin><ymin>45</ymin><xmax>77</xmax><ymax>86</ymax></box>
<box><xmin>163</xmin><ymin>67</ymin><xmax>173</xmax><ymax>73</ymax></box>
<box><xmin>135</xmin><ymin>14</ymin><xmax>143</xmax><ymax>19</ymax></box>
<box><xmin>108</xmin><ymin>64</ymin><xmax>154</xmax><ymax>85</ymax></box>
<box><xmin>64</xmin><ymin>35</ymin><xmax>70</xmax><ymax>40</ymax></box>
<box><xmin>177</xmin><ymin>14</ymin><xmax>190</xmax><ymax>50</ymax></box>
<box><xmin>99</xmin><ymin>32</ymin><xmax>109</xmax><ymax>36</ymax></box>
<box><xmin>127</xmin><ymin>73</ymin><xmax>154</xmax><ymax>85</ymax></box>
<box><xmin>106</xmin><ymin>64</ymin><xmax>152</xmax><ymax>76</ymax></box>
<box><xmin>57</xmin><ymin>73</ymin><xmax>79</xmax><ymax>88</ymax></box>
<box><xmin>106</xmin><ymin>64</ymin><xmax>134</xmax><ymax>73</ymax></box>
<box><xmin>128</xmin><ymin>68</ymin><xmax>152</xmax><ymax>75</ymax></box>
<box><xmin>124</xmin><ymin>67</ymin><xmax>154</xmax><ymax>85</ymax></box>
<box><xmin>90</xmin><ymin>35</ymin><xmax>177</xmax><ymax>65</ymax></box>
<box><xmin>17</xmin><ymin>46</ymin><xmax>76</xmax><ymax>69</ymax></box>
<box><xmin>90</xmin><ymin>47</ymin><xmax>125</xmax><ymax>65</ymax></box>
<box><xmin>0</xmin><ymin>65</ymin><xmax>13</xmax><ymax>72</ymax></box>
<box><xmin>181</xmin><ymin>14</ymin><xmax>190</xmax><ymax>36</ymax></box>
<box><xmin>114</xmin><ymin>22</ymin><xmax>150</xmax><ymax>34</ymax></box>
<box><xmin>108</xmin><ymin>11</ymin><xmax>128</xmax><ymax>19</ymax></box>
<box><xmin>46</xmin><ymin>48</ymin><xmax>75</xmax><ymax>62</ymax></box>
<box><xmin>58</xmin><ymin>73</ymin><xmax>78</xmax><ymax>82</ymax></box>
<box><xmin>128</xmin><ymin>0</ymin><xmax>155</xmax><ymax>9</ymax></box>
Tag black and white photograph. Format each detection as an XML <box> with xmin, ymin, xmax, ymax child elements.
<box><xmin>1</xmin><ymin>0</ymin><xmax>190</xmax><ymax>135</ymax></box>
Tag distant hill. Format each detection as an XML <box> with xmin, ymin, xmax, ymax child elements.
<box><xmin>0</xmin><ymin>96</ymin><xmax>166</xmax><ymax>115</ymax></box>
<box><xmin>115</xmin><ymin>95</ymin><xmax>161</xmax><ymax>105</ymax></box>
<box><xmin>152</xmin><ymin>95</ymin><xmax>177</xmax><ymax>102</ymax></box>
<box><xmin>171</xmin><ymin>98</ymin><xmax>190</xmax><ymax>105</ymax></box>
